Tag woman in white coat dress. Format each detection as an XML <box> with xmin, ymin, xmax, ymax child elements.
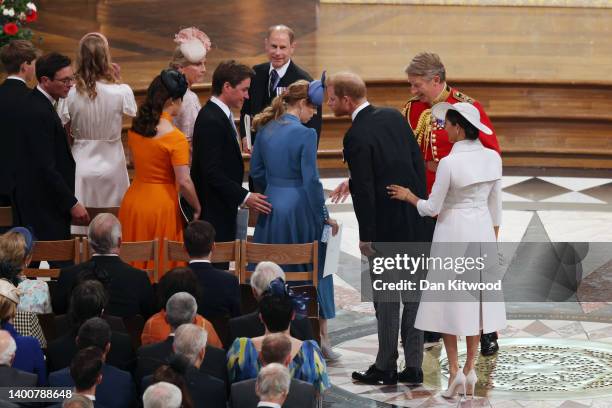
<box><xmin>387</xmin><ymin>101</ymin><xmax>505</xmax><ymax>398</ymax></box>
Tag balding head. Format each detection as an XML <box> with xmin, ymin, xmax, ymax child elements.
<box><xmin>0</xmin><ymin>330</ymin><xmax>16</xmax><ymax>365</ymax></box>
<box><xmin>88</xmin><ymin>213</ymin><xmax>121</xmax><ymax>255</ymax></box>
<box><xmin>267</xmin><ymin>25</ymin><xmax>295</xmax><ymax>44</ymax></box>
<box><xmin>326</xmin><ymin>72</ymin><xmax>367</xmax><ymax>117</ymax></box>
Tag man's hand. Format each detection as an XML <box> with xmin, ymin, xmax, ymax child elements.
<box><xmin>329</xmin><ymin>179</ymin><xmax>350</xmax><ymax>203</ymax></box>
<box><xmin>359</xmin><ymin>241</ymin><xmax>376</xmax><ymax>257</ymax></box>
<box><xmin>71</xmin><ymin>203</ymin><xmax>90</xmax><ymax>226</ymax></box>
<box><xmin>241</xmin><ymin>137</ymin><xmax>251</xmax><ymax>154</ymax></box>
<box><xmin>326</xmin><ymin>218</ymin><xmax>339</xmax><ymax>236</ymax></box>
<box><xmin>245</xmin><ymin>193</ymin><xmax>272</xmax><ymax>214</ymax></box>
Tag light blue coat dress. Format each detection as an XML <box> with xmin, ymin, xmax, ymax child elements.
<box><xmin>251</xmin><ymin>113</ymin><xmax>335</xmax><ymax>318</ymax></box>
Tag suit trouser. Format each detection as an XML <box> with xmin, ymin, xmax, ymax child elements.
<box><xmin>369</xmin><ymin>259</ymin><xmax>423</xmax><ymax>371</ymax></box>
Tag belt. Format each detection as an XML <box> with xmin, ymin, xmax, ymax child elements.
<box><xmin>446</xmin><ymin>200</ymin><xmax>487</xmax><ymax>209</ymax></box>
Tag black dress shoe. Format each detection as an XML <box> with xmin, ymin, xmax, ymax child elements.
<box><xmin>398</xmin><ymin>367</ymin><xmax>423</xmax><ymax>384</ymax></box>
<box><xmin>352</xmin><ymin>364</ymin><xmax>398</xmax><ymax>385</ymax></box>
<box><xmin>480</xmin><ymin>332</ymin><xmax>499</xmax><ymax>356</ymax></box>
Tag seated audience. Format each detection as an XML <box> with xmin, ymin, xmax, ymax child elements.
<box><xmin>228</xmin><ymin>261</ymin><xmax>314</xmax><ymax>344</ymax></box>
<box><xmin>60</xmin><ymin>394</ymin><xmax>95</xmax><ymax>408</ymax></box>
<box><xmin>47</xmin><ymin>280</ymin><xmax>134</xmax><ymax>372</ymax></box>
<box><xmin>147</xmin><ymin>365</ymin><xmax>193</xmax><ymax>408</ymax></box>
<box><xmin>0</xmin><ymin>228</ymin><xmax>52</xmax><ymax>313</ymax></box>
<box><xmin>230</xmin><ymin>333</ymin><xmax>316</xmax><ymax>408</ymax></box>
<box><xmin>255</xmin><ymin>363</ymin><xmax>291</xmax><ymax>408</ymax></box>
<box><xmin>141</xmin><ymin>267</ymin><xmax>221</xmax><ymax>348</ymax></box>
<box><xmin>49</xmin><ymin>317</ymin><xmax>136</xmax><ymax>408</ymax></box>
<box><xmin>143</xmin><ymin>381</ymin><xmax>182</xmax><ymax>408</ymax></box>
<box><xmin>144</xmin><ymin>324</ymin><xmax>226</xmax><ymax>408</ymax></box>
<box><xmin>54</xmin><ymin>213</ymin><xmax>154</xmax><ymax>318</ymax></box>
<box><xmin>185</xmin><ymin>220</ymin><xmax>240</xmax><ymax>319</ymax></box>
<box><xmin>0</xmin><ymin>279</ymin><xmax>46</xmax><ymax>385</ymax></box>
<box><xmin>227</xmin><ymin>291</ymin><xmax>330</xmax><ymax>393</ymax></box>
<box><xmin>137</xmin><ymin>292</ymin><xmax>226</xmax><ymax>387</ymax></box>
<box><xmin>0</xmin><ymin>329</ymin><xmax>37</xmax><ymax>387</ymax></box>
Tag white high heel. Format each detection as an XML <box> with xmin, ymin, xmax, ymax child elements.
<box><xmin>465</xmin><ymin>369</ymin><xmax>478</xmax><ymax>396</ymax></box>
<box><xmin>441</xmin><ymin>370</ymin><xmax>466</xmax><ymax>398</ymax></box>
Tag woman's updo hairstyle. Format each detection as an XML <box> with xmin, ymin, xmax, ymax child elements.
<box><xmin>252</xmin><ymin>79</ymin><xmax>310</xmax><ymax>130</ymax></box>
<box><xmin>446</xmin><ymin>109</ymin><xmax>479</xmax><ymax>140</ymax></box>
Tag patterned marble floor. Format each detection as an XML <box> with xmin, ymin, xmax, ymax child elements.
<box><xmin>320</xmin><ymin>172</ymin><xmax>612</xmax><ymax>407</ymax></box>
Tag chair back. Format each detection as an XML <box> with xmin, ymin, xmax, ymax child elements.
<box><xmin>239</xmin><ymin>241</ymin><xmax>318</xmax><ymax>286</ymax></box>
<box><xmin>23</xmin><ymin>238</ymin><xmax>80</xmax><ymax>279</ymax></box>
<box><xmin>0</xmin><ymin>206</ymin><xmax>12</xmax><ymax>227</ymax></box>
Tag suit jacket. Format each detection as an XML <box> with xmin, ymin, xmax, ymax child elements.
<box><xmin>230</xmin><ymin>377</ymin><xmax>316</xmax><ymax>408</ymax></box>
<box><xmin>49</xmin><ymin>364</ymin><xmax>136</xmax><ymax>408</ymax></box>
<box><xmin>228</xmin><ymin>310</ymin><xmax>314</xmax><ymax>345</ymax></box>
<box><xmin>53</xmin><ymin>255</ymin><xmax>154</xmax><ymax>318</ymax></box>
<box><xmin>14</xmin><ymin>87</ymin><xmax>77</xmax><ymax>240</ymax></box>
<box><xmin>46</xmin><ymin>330</ymin><xmax>134</xmax><ymax>373</ymax></box>
<box><xmin>191</xmin><ymin>100</ymin><xmax>248</xmax><ymax>242</ymax></box>
<box><xmin>0</xmin><ymin>364</ymin><xmax>37</xmax><ymax>387</ymax></box>
<box><xmin>142</xmin><ymin>365</ymin><xmax>226</xmax><ymax>408</ymax></box>
<box><xmin>135</xmin><ymin>336</ymin><xmax>227</xmax><ymax>389</ymax></box>
<box><xmin>0</xmin><ymin>78</ymin><xmax>30</xmax><ymax>204</ymax></box>
<box><xmin>240</xmin><ymin>61</ymin><xmax>322</xmax><ymax>145</ymax></box>
<box><xmin>189</xmin><ymin>261</ymin><xmax>240</xmax><ymax>318</ymax></box>
<box><xmin>343</xmin><ymin>105</ymin><xmax>428</xmax><ymax>243</ymax></box>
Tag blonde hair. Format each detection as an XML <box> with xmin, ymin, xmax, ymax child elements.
<box><xmin>0</xmin><ymin>293</ymin><xmax>17</xmax><ymax>322</ymax></box>
<box><xmin>405</xmin><ymin>52</ymin><xmax>446</xmax><ymax>81</ymax></box>
<box><xmin>252</xmin><ymin>80</ymin><xmax>309</xmax><ymax>130</ymax></box>
<box><xmin>326</xmin><ymin>72</ymin><xmax>366</xmax><ymax>101</ymax></box>
<box><xmin>75</xmin><ymin>32</ymin><xmax>119</xmax><ymax>99</ymax></box>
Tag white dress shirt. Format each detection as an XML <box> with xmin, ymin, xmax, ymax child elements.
<box><xmin>7</xmin><ymin>75</ymin><xmax>26</xmax><ymax>83</ymax></box>
<box><xmin>269</xmin><ymin>59</ymin><xmax>291</xmax><ymax>79</ymax></box>
<box><xmin>351</xmin><ymin>101</ymin><xmax>370</xmax><ymax>121</ymax></box>
<box><xmin>36</xmin><ymin>84</ymin><xmax>56</xmax><ymax>105</ymax></box>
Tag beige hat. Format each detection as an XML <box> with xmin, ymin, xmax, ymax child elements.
<box><xmin>0</xmin><ymin>279</ymin><xmax>20</xmax><ymax>305</ymax></box>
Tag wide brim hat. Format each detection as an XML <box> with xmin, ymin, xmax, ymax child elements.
<box><xmin>432</xmin><ymin>102</ymin><xmax>492</xmax><ymax>135</ymax></box>
<box><xmin>307</xmin><ymin>71</ymin><xmax>326</xmax><ymax>106</ymax></box>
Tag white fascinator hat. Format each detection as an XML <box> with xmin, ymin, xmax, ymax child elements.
<box><xmin>432</xmin><ymin>102</ymin><xmax>492</xmax><ymax>135</ymax></box>
<box><xmin>174</xmin><ymin>27</ymin><xmax>212</xmax><ymax>64</ymax></box>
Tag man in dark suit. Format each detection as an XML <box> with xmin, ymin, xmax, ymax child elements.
<box><xmin>327</xmin><ymin>72</ymin><xmax>428</xmax><ymax>385</ymax></box>
<box><xmin>13</xmin><ymin>52</ymin><xmax>89</xmax><ymax>242</ymax></box>
<box><xmin>184</xmin><ymin>220</ymin><xmax>240</xmax><ymax>318</ymax></box>
<box><xmin>54</xmin><ymin>213</ymin><xmax>154</xmax><ymax>318</ymax></box>
<box><xmin>48</xmin><ymin>318</ymin><xmax>136</xmax><ymax>408</ymax></box>
<box><xmin>230</xmin><ymin>333</ymin><xmax>316</xmax><ymax>408</ymax></box>
<box><xmin>47</xmin><ymin>280</ymin><xmax>134</xmax><ymax>373</ymax></box>
<box><xmin>239</xmin><ymin>24</ymin><xmax>322</xmax><ymax>152</ymax></box>
<box><xmin>191</xmin><ymin>60</ymin><xmax>271</xmax><ymax>246</ymax></box>
<box><xmin>253</xmin><ymin>364</ymin><xmax>291</xmax><ymax>408</ymax></box>
<box><xmin>135</xmin><ymin>292</ymin><xmax>227</xmax><ymax>388</ymax></box>
<box><xmin>0</xmin><ymin>330</ymin><xmax>37</xmax><ymax>387</ymax></box>
<box><xmin>0</xmin><ymin>40</ymin><xmax>39</xmax><ymax>209</ymax></box>
<box><xmin>228</xmin><ymin>261</ymin><xmax>314</xmax><ymax>344</ymax></box>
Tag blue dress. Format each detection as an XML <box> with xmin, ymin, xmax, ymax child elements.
<box><xmin>251</xmin><ymin>114</ymin><xmax>335</xmax><ymax>319</ymax></box>
<box><xmin>2</xmin><ymin>321</ymin><xmax>47</xmax><ymax>385</ymax></box>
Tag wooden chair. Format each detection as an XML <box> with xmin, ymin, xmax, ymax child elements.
<box><xmin>239</xmin><ymin>241</ymin><xmax>319</xmax><ymax>287</ymax></box>
<box><xmin>23</xmin><ymin>238</ymin><xmax>80</xmax><ymax>279</ymax></box>
<box><xmin>84</xmin><ymin>238</ymin><xmax>159</xmax><ymax>282</ymax></box>
<box><xmin>0</xmin><ymin>206</ymin><xmax>12</xmax><ymax>227</ymax></box>
<box><xmin>162</xmin><ymin>239</ymin><xmax>241</xmax><ymax>276</ymax></box>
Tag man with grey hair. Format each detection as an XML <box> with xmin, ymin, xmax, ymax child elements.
<box><xmin>0</xmin><ymin>330</ymin><xmax>37</xmax><ymax>388</ymax></box>
<box><xmin>62</xmin><ymin>394</ymin><xmax>94</xmax><ymax>408</ymax></box>
<box><xmin>230</xmin><ymin>333</ymin><xmax>316</xmax><ymax>408</ymax></box>
<box><xmin>255</xmin><ymin>363</ymin><xmax>291</xmax><ymax>408</ymax></box>
<box><xmin>55</xmin><ymin>213</ymin><xmax>153</xmax><ymax>317</ymax></box>
<box><xmin>228</xmin><ymin>261</ymin><xmax>314</xmax><ymax>343</ymax></box>
<box><xmin>142</xmin><ymin>381</ymin><xmax>182</xmax><ymax>408</ymax></box>
<box><xmin>401</xmin><ymin>52</ymin><xmax>501</xmax><ymax>356</ymax></box>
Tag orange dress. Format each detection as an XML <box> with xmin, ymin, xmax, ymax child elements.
<box><xmin>119</xmin><ymin>113</ymin><xmax>189</xmax><ymax>280</ymax></box>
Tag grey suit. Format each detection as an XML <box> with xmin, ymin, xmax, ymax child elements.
<box><xmin>230</xmin><ymin>377</ymin><xmax>316</xmax><ymax>408</ymax></box>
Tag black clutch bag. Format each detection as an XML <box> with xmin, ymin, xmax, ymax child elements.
<box><xmin>178</xmin><ymin>193</ymin><xmax>195</xmax><ymax>223</ymax></box>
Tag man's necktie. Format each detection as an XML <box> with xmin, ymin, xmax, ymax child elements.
<box><xmin>268</xmin><ymin>69</ymin><xmax>279</xmax><ymax>98</ymax></box>
<box><xmin>229</xmin><ymin>111</ymin><xmax>241</xmax><ymax>148</ymax></box>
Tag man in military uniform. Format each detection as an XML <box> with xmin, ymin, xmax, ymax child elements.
<box><xmin>402</xmin><ymin>52</ymin><xmax>501</xmax><ymax>356</ymax></box>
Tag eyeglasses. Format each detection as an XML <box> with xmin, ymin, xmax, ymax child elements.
<box><xmin>53</xmin><ymin>76</ymin><xmax>75</xmax><ymax>85</ymax></box>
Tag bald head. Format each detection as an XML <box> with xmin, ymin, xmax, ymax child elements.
<box><xmin>88</xmin><ymin>213</ymin><xmax>122</xmax><ymax>255</ymax></box>
<box><xmin>0</xmin><ymin>330</ymin><xmax>16</xmax><ymax>365</ymax></box>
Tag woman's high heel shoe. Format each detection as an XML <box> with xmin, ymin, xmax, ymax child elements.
<box><xmin>441</xmin><ymin>370</ymin><xmax>466</xmax><ymax>398</ymax></box>
<box><xmin>465</xmin><ymin>369</ymin><xmax>478</xmax><ymax>396</ymax></box>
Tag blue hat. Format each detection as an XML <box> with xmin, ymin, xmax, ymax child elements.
<box><xmin>307</xmin><ymin>71</ymin><xmax>326</xmax><ymax>106</ymax></box>
<box><xmin>8</xmin><ymin>227</ymin><xmax>35</xmax><ymax>254</ymax></box>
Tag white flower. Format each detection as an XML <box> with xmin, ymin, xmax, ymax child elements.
<box><xmin>19</xmin><ymin>12</ymin><xmax>26</xmax><ymax>20</ymax></box>
<box><xmin>3</xmin><ymin>8</ymin><xmax>15</xmax><ymax>16</ymax></box>
<box><xmin>27</xmin><ymin>2</ymin><xmax>37</xmax><ymax>12</ymax></box>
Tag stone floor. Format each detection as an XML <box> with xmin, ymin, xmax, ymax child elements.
<box><xmin>319</xmin><ymin>171</ymin><xmax>612</xmax><ymax>407</ymax></box>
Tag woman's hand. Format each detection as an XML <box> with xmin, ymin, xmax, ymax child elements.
<box><xmin>192</xmin><ymin>205</ymin><xmax>201</xmax><ymax>221</ymax></box>
<box><xmin>326</xmin><ymin>218</ymin><xmax>339</xmax><ymax>236</ymax></box>
<box><xmin>386</xmin><ymin>184</ymin><xmax>411</xmax><ymax>201</ymax></box>
<box><xmin>329</xmin><ymin>180</ymin><xmax>350</xmax><ymax>203</ymax></box>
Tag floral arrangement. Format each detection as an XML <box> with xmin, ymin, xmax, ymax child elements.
<box><xmin>0</xmin><ymin>1</ymin><xmax>37</xmax><ymax>48</ymax></box>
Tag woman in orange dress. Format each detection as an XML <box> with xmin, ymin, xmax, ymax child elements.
<box><xmin>119</xmin><ymin>69</ymin><xmax>201</xmax><ymax>280</ymax></box>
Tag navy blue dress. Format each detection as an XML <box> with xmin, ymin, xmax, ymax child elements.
<box><xmin>251</xmin><ymin>113</ymin><xmax>335</xmax><ymax>319</ymax></box>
